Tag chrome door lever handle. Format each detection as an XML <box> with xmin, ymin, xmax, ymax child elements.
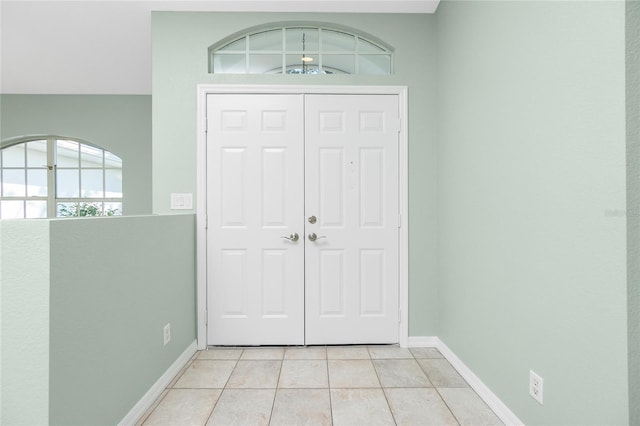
<box><xmin>281</xmin><ymin>233</ymin><xmax>299</xmax><ymax>242</ymax></box>
<box><xmin>308</xmin><ymin>233</ymin><xmax>327</xmax><ymax>242</ymax></box>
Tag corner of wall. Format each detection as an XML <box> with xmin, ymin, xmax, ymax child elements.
<box><xmin>0</xmin><ymin>220</ymin><xmax>51</xmax><ymax>425</ymax></box>
<box><xmin>627</xmin><ymin>0</ymin><xmax>640</xmax><ymax>423</ymax></box>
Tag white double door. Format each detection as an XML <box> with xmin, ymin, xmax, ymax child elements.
<box><xmin>207</xmin><ymin>93</ymin><xmax>399</xmax><ymax>346</ymax></box>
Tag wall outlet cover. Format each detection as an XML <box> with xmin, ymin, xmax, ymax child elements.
<box><xmin>529</xmin><ymin>370</ymin><xmax>543</xmax><ymax>404</ymax></box>
<box><xmin>163</xmin><ymin>323</ymin><xmax>171</xmax><ymax>346</ymax></box>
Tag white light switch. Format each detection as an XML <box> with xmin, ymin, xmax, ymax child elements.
<box><xmin>171</xmin><ymin>193</ymin><xmax>193</xmax><ymax>210</ymax></box>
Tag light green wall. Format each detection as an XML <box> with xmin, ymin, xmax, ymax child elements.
<box><xmin>152</xmin><ymin>12</ymin><xmax>439</xmax><ymax>335</ymax></box>
<box><xmin>0</xmin><ymin>215</ymin><xmax>196</xmax><ymax>425</ymax></box>
<box><xmin>0</xmin><ymin>220</ymin><xmax>51</xmax><ymax>425</ymax></box>
<box><xmin>436</xmin><ymin>1</ymin><xmax>627</xmax><ymax>424</ymax></box>
<box><xmin>49</xmin><ymin>215</ymin><xmax>196</xmax><ymax>425</ymax></box>
<box><xmin>0</xmin><ymin>94</ymin><xmax>152</xmax><ymax>215</ymax></box>
<box><xmin>627</xmin><ymin>0</ymin><xmax>640</xmax><ymax>423</ymax></box>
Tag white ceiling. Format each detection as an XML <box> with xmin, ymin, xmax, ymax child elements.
<box><xmin>0</xmin><ymin>0</ymin><xmax>440</xmax><ymax>95</ymax></box>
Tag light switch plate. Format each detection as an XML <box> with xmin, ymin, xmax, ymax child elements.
<box><xmin>171</xmin><ymin>193</ymin><xmax>193</xmax><ymax>210</ymax></box>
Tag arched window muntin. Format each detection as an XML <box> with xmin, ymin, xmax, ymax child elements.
<box><xmin>0</xmin><ymin>136</ymin><xmax>123</xmax><ymax>219</ymax></box>
<box><xmin>209</xmin><ymin>22</ymin><xmax>394</xmax><ymax>75</ymax></box>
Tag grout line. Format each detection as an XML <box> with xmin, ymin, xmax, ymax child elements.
<box><xmin>325</xmin><ymin>347</ymin><xmax>335</xmax><ymax>426</ymax></box>
<box><xmin>433</xmin><ymin>387</ymin><xmax>463</xmax><ymax>426</ymax></box>
<box><xmin>373</xmin><ymin>365</ymin><xmax>398</xmax><ymax>426</ymax></box>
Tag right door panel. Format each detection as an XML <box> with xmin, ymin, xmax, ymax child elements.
<box><xmin>304</xmin><ymin>94</ymin><xmax>400</xmax><ymax>344</ymax></box>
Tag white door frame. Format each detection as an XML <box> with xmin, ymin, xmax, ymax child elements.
<box><xmin>196</xmin><ymin>84</ymin><xmax>409</xmax><ymax>350</ymax></box>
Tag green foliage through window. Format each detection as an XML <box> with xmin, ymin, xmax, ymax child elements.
<box><xmin>57</xmin><ymin>202</ymin><xmax>120</xmax><ymax>218</ymax></box>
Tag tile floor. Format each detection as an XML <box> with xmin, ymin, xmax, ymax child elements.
<box><xmin>137</xmin><ymin>346</ymin><xmax>503</xmax><ymax>426</ymax></box>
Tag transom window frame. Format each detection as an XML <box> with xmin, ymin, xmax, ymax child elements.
<box><xmin>209</xmin><ymin>22</ymin><xmax>395</xmax><ymax>75</ymax></box>
<box><xmin>0</xmin><ymin>135</ymin><xmax>123</xmax><ymax>219</ymax></box>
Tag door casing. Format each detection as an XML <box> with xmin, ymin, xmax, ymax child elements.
<box><xmin>196</xmin><ymin>85</ymin><xmax>409</xmax><ymax>349</ymax></box>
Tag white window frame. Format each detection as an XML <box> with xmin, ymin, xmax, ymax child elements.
<box><xmin>209</xmin><ymin>22</ymin><xmax>394</xmax><ymax>75</ymax></box>
<box><xmin>0</xmin><ymin>136</ymin><xmax>123</xmax><ymax>218</ymax></box>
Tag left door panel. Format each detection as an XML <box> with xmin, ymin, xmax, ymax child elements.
<box><xmin>207</xmin><ymin>94</ymin><xmax>305</xmax><ymax>345</ymax></box>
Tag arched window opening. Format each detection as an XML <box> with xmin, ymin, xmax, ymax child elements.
<box><xmin>209</xmin><ymin>24</ymin><xmax>394</xmax><ymax>75</ymax></box>
<box><xmin>0</xmin><ymin>137</ymin><xmax>123</xmax><ymax>219</ymax></box>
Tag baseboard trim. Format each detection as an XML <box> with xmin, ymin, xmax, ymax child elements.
<box><xmin>408</xmin><ymin>336</ymin><xmax>524</xmax><ymax>426</ymax></box>
<box><xmin>118</xmin><ymin>340</ymin><xmax>198</xmax><ymax>426</ymax></box>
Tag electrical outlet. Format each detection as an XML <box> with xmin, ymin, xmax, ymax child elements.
<box><xmin>529</xmin><ymin>370</ymin><xmax>544</xmax><ymax>404</ymax></box>
<box><xmin>163</xmin><ymin>323</ymin><xmax>171</xmax><ymax>346</ymax></box>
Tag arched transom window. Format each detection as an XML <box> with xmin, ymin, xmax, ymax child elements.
<box><xmin>0</xmin><ymin>137</ymin><xmax>123</xmax><ymax>218</ymax></box>
<box><xmin>209</xmin><ymin>24</ymin><xmax>394</xmax><ymax>75</ymax></box>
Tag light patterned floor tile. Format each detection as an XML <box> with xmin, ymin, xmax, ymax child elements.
<box><xmin>270</xmin><ymin>389</ymin><xmax>332</xmax><ymax>426</ymax></box>
<box><xmin>142</xmin><ymin>389</ymin><xmax>221</xmax><ymax>425</ymax></box>
<box><xmin>409</xmin><ymin>347</ymin><xmax>444</xmax><ymax>359</ymax></box>
<box><xmin>373</xmin><ymin>359</ymin><xmax>432</xmax><ymax>387</ymax></box>
<box><xmin>206</xmin><ymin>389</ymin><xmax>274</xmax><ymax>426</ymax></box>
<box><xmin>198</xmin><ymin>349</ymin><xmax>243</xmax><ymax>360</ymax></box>
<box><xmin>240</xmin><ymin>348</ymin><xmax>284</xmax><ymax>360</ymax></box>
<box><xmin>278</xmin><ymin>360</ymin><xmax>328</xmax><ymax>388</ymax></box>
<box><xmin>140</xmin><ymin>347</ymin><xmax>504</xmax><ymax>425</ymax></box>
<box><xmin>326</xmin><ymin>346</ymin><xmax>370</xmax><ymax>360</ymax></box>
<box><xmin>418</xmin><ymin>358</ymin><xmax>469</xmax><ymax>388</ymax></box>
<box><xmin>438</xmin><ymin>388</ymin><xmax>504</xmax><ymax>425</ymax></box>
<box><xmin>368</xmin><ymin>346</ymin><xmax>413</xmax><ymax>359</ymax></box>
<box><xmin>284</xmin><ymin>346</ymin><xmax>327</xmax><ymax>360</ymax></box>
<box><xmin>328</xmin><ymin>360</ymin><xmax>380</xmax><ymax>388</ymax></box>
<box><xmin>330</xmin><ymin>388</ymin><xmax>395</xmax><ymax>426</ymax></box>
<box><xmin>226</xmin><ymin>360</ymin><xmax>281</xmax><ymax>388</ymax></box>
<box><xmin>173</xmin><ymin>360</ymin><xmax>236</xmax><ymax>389</ymax></box>
<box><xmin>385</xmin><ymin>388</ymin><xmax>458</xmax><ymax>426</ymax></box>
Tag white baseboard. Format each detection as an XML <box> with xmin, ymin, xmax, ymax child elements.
<box><xmin>408</xmin><ymin>336</ymin><xmax>524</xmax><ymax>426</ymax></box>
<box><xmin>118</xmin><ymin>340</ymin><xmax>198</xmax><ymax>426</ymax></box>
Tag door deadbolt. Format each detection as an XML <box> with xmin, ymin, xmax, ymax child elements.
<box><xmin>308</xmin><ymin>215</ymin><xmax>317</xmax><ymax>224</ymax></box>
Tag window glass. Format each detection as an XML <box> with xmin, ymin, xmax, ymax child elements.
<box><xmin>358</xmin><ymin>38</ymin><xmax>386</xmax><ymax>53</ymax></box>
<box><xmin>26</xmin><ymin>140</ymin><xmax>47</xmax><ymax>167</ymax></box>
<box><xmin>27</xmin><ymin>169</ymin><xmax>47</xmax><ymax>196</ymax></box>
<box><xmin>359</xmin><ymin>54</ymin><xmax>392</xmax><ymax>75</ymax></box>
<box><xmin>57</xmin><ymin>202</ymin><xmax>76</xmax><ymax>217</ymax></box>
<box><xmin>249</xmin><ymin>54</ymin><xmax>282</xmax><ymax>74</ymax></box>
<box><xmin>26</xmin><ymin>201</ymin><xmax>47</xmax><ymax>218</ymax></box>
<box><xmin>56</xmin><ymin>140</ymin><xmax>79</xmax><ymax>167</ymax></box>
<box><xmin>285</xmin><ymin>54</ymin><xmax>319</xmax><ymax>74</ymax></box>
<box><xmin>220</xmin><ymin>37</ymin><xmax>246</xmax><ymax>51</ymax></box>
<box><xmin>81</xmin><ymin>144</ymin><xmax>103</xmax><ymax>168</ymax></box>
<box><xmin>321</xmin><ymin>30</ymin><xmax>354</xmax><ymax>52</ymax></box>
<box><xmin>57</xmin><ymin>169</ymin><xmax>80</xmax><ymax>198</ymax></box>
<box><xmin>249</xmin><ymin>29</ymin><xmax>282</xmax><ymax>51</ymax></box>
<box><xmin>81</xmin><ymin>169</ymin><xmax>103</xmax><ymax>198</ymax></box>
<box><xmin>104</xmin><ymin>202</ymin><xmax>122</xmax><ymax>216</ymax></box>
<box><xmin>3</xmin><ymin>144</ymin><xmax>25</xmax><ymax>168</ymax></box>
<box><xmin>286</xmin><ymin>28</ymin><xmax>319</xmax><ymax>51</ymax></box>
<box><xmin>1</xmin><ymin>200</ymin><xmax>24</xmax><ymax>219</ymax></box>
<box><xmin>105</xmin><ymin>151</ymin><xmax>123</xmax><ymax>168</ymax></box>
<box><xmin>323</xmin><ymin>55</ymin><xmax>355</xmax><ymax>74</ymax></box>
<box><xmin>209</xmin><ymin>24</ymin><xmax>393</xmax><ymax>75</ymax></box>
<box><xmin>213</xmin><ymin>54</ymin><xmax>246</xmax><ymax>74</ymax></box>
<box><xmin>105</xmin><ymin>169</ymin><xmax>123</xmax><ymax>197</ymax></box>
<box><xmin>2</xmin><ymin>170</ymin><xmax>25</xmax><ymax>196</ymax></box>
